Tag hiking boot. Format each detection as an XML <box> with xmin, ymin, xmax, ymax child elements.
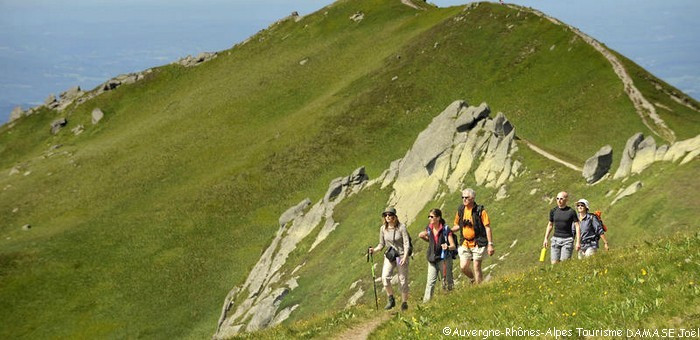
<box><xmin>384</xmin><ymin>295</ymin><xmax>395</xmax><ymax>310</ymax></box>
<box><xmin>401</xmin><ymin>302</ymin><xmax>408</xmax><ymax>311</ymax></box>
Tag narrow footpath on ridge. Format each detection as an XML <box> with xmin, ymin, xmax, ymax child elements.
<box><xmin>520</xmin><ymin>139</ymin><xmax>582</xmax><ymax>172</ymax></box>
<box><xmin>334</xmin><ymin>313</ymin><xmax>392</xmax><ymax>340</ymax></box>
<box><xmin>515</xmin><ymin>4</ymin><xmax>677</xmax><ymax>143</ymax></box>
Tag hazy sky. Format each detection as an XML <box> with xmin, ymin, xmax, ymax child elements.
<box><xmin>1</xmin><ymin>0</ymin><xmax>698</xmax><ymax>123</ymax></box>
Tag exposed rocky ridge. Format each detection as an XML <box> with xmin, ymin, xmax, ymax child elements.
<box><xmin>215</xmin><ymin>167</ymin><xmax>370</xmax><ymax>338</ymax></box>
<box><xmin>386</xmin><ymin>100</ymin><xmax>521</xmax><ymax>225</ymax></box>
<box><xmin>214</xmin><ymin>100</ymin><xmax>523</xmax><ymax>337</ymax></box>
<box><xmin>174</xmin><ymin>52</ymin><xmax>218</xmax><ymax>67</ymax></box>
<box><xmin>613</xmin><ymin>132</ymin><xmax>700</xmax><ymax>180</ymax></box>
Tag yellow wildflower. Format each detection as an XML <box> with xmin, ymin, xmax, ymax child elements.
<box><xmin>642</xmin><ymin>268</ymin><xmax>648</xmax><ymax>276</ymax></box>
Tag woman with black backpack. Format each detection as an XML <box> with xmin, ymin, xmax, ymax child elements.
<box><xmin>419</xmin><ymin>208</ymin><xmax>456</xmax><ymax>302</ymax></box>
<box><xmin>369</xmin><ymin>207</ymin><xmax>411</xmax><ymax>310</ymax></box>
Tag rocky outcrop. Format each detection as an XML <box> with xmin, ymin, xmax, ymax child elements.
<box><xmin>611</xmin><ymin>181</ymin><xmax>642</xmax><ymax>206</ymax></box>
<box><xmin>50</xmin><ymin>118</ymin><xmax>67</xmax><ymax>135</ymax></box>
<box><xmin>215</xmin><ymin>100</ymin><xmax>523</xmax><ymax>337</ymax></box>
<box><xmin>215</xmin><ymin>167</ymin><xmax>369</xmax><ymax>338</ymax></box>
<box><xmin>9</xmin><ymin>106</ymin><xmax>23</xmax><ymax>122</ymax></box>
<box><xmin>349</xmin><ymin>12</ymin><xmax>364</xmax><ymax>22</ymax></box>
<box><xmin>631</xmin><ymin>136</ymin><xmax>656</xmax><ymax>174</ymax></box>
<box><xmin>613</xmin><ymin>133</ymin><xmax>700</xmax><ymax>179</ymax></box>
<box><xmin>582</xmin><ymin>145</ymin><xmax>612</xmax><ymax>183</ymax></box>
<box><xmin>176</xmin><ymin>52</ymin><xmax>217</xmax><ymax>67</ymax></box>
<box><xmin>613</xmin><ymin>133</ymin><xmax>644</xmax><ymax>179</ymax></box>
<box><xmin>387</xmin><ymin>101</ymin><xmax>520</xmax><ymax>225</ymax></box>
<box><xmin>663</xmin><ymin>135</ymin><xmax>700</xmax><ymax>163</ymax></box>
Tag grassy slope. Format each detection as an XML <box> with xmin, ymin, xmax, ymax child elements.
<box><xmin>237</xmin><ymin>231</ymin><xmax>700</xmax><ymax>339</ymax></box>
<box><xmin>371</xmin><ymin>231</ymin><xmax>700</xmax><ymax>338</ymax></box>
<box><xmin>0</xmin><ymin>0</ymin><xmax>698</xmax><ymax>338</ymax></box>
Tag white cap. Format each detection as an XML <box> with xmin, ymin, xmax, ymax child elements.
<box><xmin>576</xmin><ymin>198</ymin><xmax>590</xmax><ymax>210</ymax></box>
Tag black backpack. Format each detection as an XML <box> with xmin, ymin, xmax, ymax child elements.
<box><xmin>457</xmin><ymin>203</ymin><xmax>487</xmax><ymax>248</ymax></box>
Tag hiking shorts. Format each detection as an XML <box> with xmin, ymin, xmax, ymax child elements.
<box><xmin>550</xmin><ymin>236</ymin><xmax>574</xmax><ymax>262</ymax></box>
<box><xmin>458</xmin><ymin>245</ymin><xmax>487</xmax><ymax>262</ymax></box>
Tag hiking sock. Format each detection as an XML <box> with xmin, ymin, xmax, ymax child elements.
<box><xmin>401</xmin><ymin>301</ymin><xmax>408</xmax><ymax>310</ymax></box>
<box><xmin>384</xmin><ymin>295</ymin><xmax>395</xmax><ymax>309</ymax></box>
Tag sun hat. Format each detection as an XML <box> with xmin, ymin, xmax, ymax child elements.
<box><xmin>383</xmin><ymin>207</ymin><xmax>397</xmax><ymax>215</ymax></box>
<box><xmin>576</xmin><ymin>199</ymin><xmax>589</xmax><ymax>210</ymax></box>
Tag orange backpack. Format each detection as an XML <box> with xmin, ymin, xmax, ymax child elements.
<box><xmin>593</xmin><ymin>210</ymin><xmax>608</xmax><ymax>232</ymax></box>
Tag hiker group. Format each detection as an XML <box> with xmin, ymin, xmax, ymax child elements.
<box><xmin>367</xmin><ymin>189</ymin><xmax>608</xmax><ymax>310</ymax></box>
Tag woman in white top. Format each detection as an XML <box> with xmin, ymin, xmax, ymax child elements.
<box><xmin>369</xmin><ymin>207</ymin><xmax>410</xmax><ymax>310</ymax></box>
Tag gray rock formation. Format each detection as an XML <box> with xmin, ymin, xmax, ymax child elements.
<box><xmin>631</xmin><ymin>135</ymin><xmax>656</xmax><ymax>174</ymax></box>
<box><xmin>278</xmin><ymin>198</ymin><xmax>312</xmax><ymax>227</ymax></box>
<box><xmin>176</xmin><ymin>52</ymin><xmax>217</xmax><ymax>67</ymax></box>
<box><xmin>350</xmin><ymin>12</ymin><xmax>364</xmax><ymax>22</ymax></box>
<box><xmin>9</xmin><ymin>106</ymin><xmax>23</xmax><ymax>122</ymax></box>
<box><xmin>215</xmin><ymin>167</ymin><xmax>369</xmax><ymax>339</ymax></box>
<box><xmin>611</xmin><ymin>181</ymin><xmax>643</xmax><ymax>206</ymax></box>
<box><xmin>664</xmin><ymin>135</ymin><xmax>700</xmax><ymax>162</ymax></box>
<box><xmin>50</xmin><ymin>118</ymin><xmax>67</xmax><ymax>135</ymax></box>
<box><xmin>613</xmin><ymin>133</ymin><xmax>644</xmax><ymax>179</ymax></box>
<box><xmin>92</xmin><ymin>108</ymin><xmax>104</xmax><ymax>125</ymax></box>
<box><xmin>71</xmin><ymin>125</ymin><xmax>84</xmax><ymax>136</ymax></box>
<box><xmin>216</xmin><ymin>100</ymin><xmax>524</xmax><ymax>337</ymax></box>
<box><xmin>655</xmin><ymin>144</ymin><xmax>668</xmax><ymax>161</ymax></box>
<box><xmin>582</xmin><ymin>145</ymin><xmax>612</xmax><ymax>183</ymax></box>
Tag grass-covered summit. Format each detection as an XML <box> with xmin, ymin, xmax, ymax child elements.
<box><xmin>0</xmin><ymin>0</ymin><xmax>698</xmax><ymax>338</ymax></box>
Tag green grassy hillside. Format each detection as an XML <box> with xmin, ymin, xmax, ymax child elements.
<box><xmin>235</xmin><ymin>232</ymin><xmax>700</xmax><ymax>339</ymax></box>
<box><xmin>0</xmin><ymin>0</ymin><xmax>698</xmax><ymax>338</ymax></box>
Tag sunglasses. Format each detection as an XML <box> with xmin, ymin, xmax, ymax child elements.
<box><xmin>576</xmin><ymin>204</ymin><xmax>585</xmax><ymax>207</ymax></box>
<box><xmin>462</xmin><ymin>196</ymin><xmax>472</xmax><ymax>200</ymax></box>
<box><xmin>556</xmin><ymin>197</ymin><xmax>566</xmax><ymax>200</ymax></box>
<box><xmin>428</xmin><ymin>215</ymin><xmax>438</xmax><ymax>219</ymax></box>
<box><xmin>382</xmin><ymin>213</ymin><xmax>395</xmax><ymax>217</ymax></box>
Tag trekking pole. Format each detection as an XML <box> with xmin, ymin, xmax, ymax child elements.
<box><xmin>367</xmin><ymin>247</ymin><xmax>379</xmax><ymax>310</ymax></box>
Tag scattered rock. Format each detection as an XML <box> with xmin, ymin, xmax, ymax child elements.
<box><xmin>611</xmin><ymin>181</ymin><xmax>642</xmax><ymax>206</ymax></box>
<box><xmin>44</xmin><ymin>94</ymin><xmax>58</xmax><ymax>108</ymax></box>
<box><xmin>299</xmin><ymin>58</ymin><xmax>309</xmax><ymax>66</ymax></box>
<box><xmin>349</xmin><ymin>12</ymin><xmax>364</xmax><ymax>22</ymax></box>
<box><xmin>71</xmin><ymin>125</ymin><xmax>84</xmax><ymax>136</ymax></box>
<box><xmin>50</xmin><ymin>118</ymin><xmax>67</xmax><ymax>135</ymax></box>
<box><xmin>176</xmin><ymin>52</ymin><xmax>217</xmax><ymax>67</ymax></box>
<box><xmin>582</xmin><ymin>145</ymin><xmax>612</xmax><ymax>183</ymax></box>
<box><xmin>529</xmin><ymin>188</ymin><xmax>538</xmax><ymax>195</ymax></box>
<box><xmin>9</xmin><ymin>167</ymin><xmax>21</xmax><ymax>176</ymax></box>
<box><xmin>22</xmin><ymin>224</ymin><xmax>31</xmax><ymax>231</ymax></box>
<box><xmin>495</xmin><ymin>185</ymin><xmax>508</xmax><ymax>201</ymax></box>
<box><xmin>12</xmin><ymin>207</ymin><xmax>19</xmax><ymax>213</ymax></box>
<box><xmin>92</xmin><ymin>108</ymin><xmax>104</xmax><ymax>125</ymax></box>
<box><xmin>9</xmin><ymin>106</ymin><xmax>23</xmax><ymax>122</ymax></box>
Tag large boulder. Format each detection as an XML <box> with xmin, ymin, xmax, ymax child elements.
<box><xmin>613</xmin><ymin>133</ymin><xmax>644</xmax><ymax>179</ymax></box>
<box><xmin>50</xmin><ymin>118</ymin><xmax>67</xmax><ymax>135</ymax></box>
<box><xmin>582</xmin><ymin>145</ymin><xmax>613</xmax><ymax>183</ymax></box>
<box><xmin>611</xmin><ymin>181</ymin><xmax>643</xmax><ymax>206</ymax></box>
<box><xmin>631</xmin><ymin>136</ymin><xmax>657</xmax><ymax>174</ymax></box>
<box><xmin>92</xmin><ymin>108</ymin><xmax>104</xmax><ymax>125</ymax></box>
